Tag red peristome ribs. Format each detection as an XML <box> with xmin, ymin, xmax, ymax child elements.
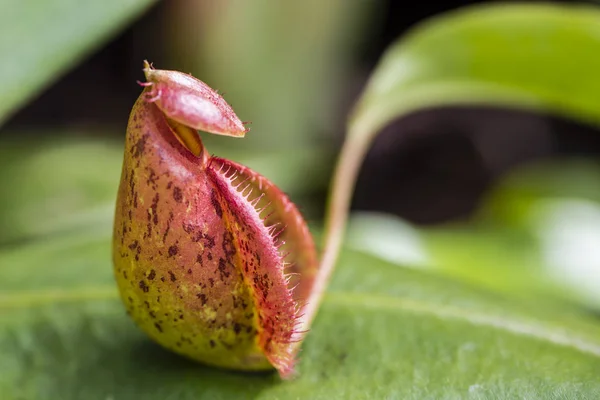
<box><xmin>206</xmin><ymin>157</ymin><xmax>304</xmax><ymax>376</ymax></box>
<box><xmin>210</xmin><ymin>157</ymin><xmax>319</xmax><ymax>305</ymax></box>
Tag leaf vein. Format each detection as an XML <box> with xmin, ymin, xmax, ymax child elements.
<box><xmin>2</xmin><ymin>287</ymin><xmax>599</xmax><ymax>360</ymax></box>
<box><xmin>326</xmin><ymin>292</ymin><xmax>600</xmax><ymax>359</ymax></box>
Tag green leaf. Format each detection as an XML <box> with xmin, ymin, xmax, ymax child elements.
<box><xmin>350</xmin><ymin>2</ymin><xmax>600</xmax><ymax>139</ymax></box>
<box><xmin>344</xmin><ymin>211</ymin><xmax>548</xmax><ymax>302</ymax></box>
<box><xmin>477</xmin><ymin>158</ymin><xmax>600</xmax><ymax>227</ymax></box>
<box><xmin>430</xmin><ymin>158</ymin><xmax>600</xmax><ymax>310</ymax></box>
<box><xmin>0</xmin><ymin>0</ymin><xmax>157</xmax><ymax>126</ymax></box>
<box><xmin>344</xmin><ymin>158</ymin><xmax>600</xmax><ymax>310</ymax></box>
<box><xmin>0</xmin><ymin>134</ymin><xmax>124</xmax><ymax>244</ymax></box>
<box><xmin>2</xmin><ymin>233</ymin><xmax>600</xmax><ymax>398</ymax></box>
<box><xmin>317</xmin><ymin>2</ymin><xmax>600</xmax><ymax>322</ymax></box>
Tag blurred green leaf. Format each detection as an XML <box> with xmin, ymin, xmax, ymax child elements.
<box><xmin>471</xmin><ymin>158</ymin><xmax>600</xmax><ymax>308</ymax></box>
<box><xmin>422</xmin><ymin>159</ymin><xmax>600</xmax><ymax>310</ymax></box>
<box><xmin>0</xmin><ymin>134</ymin><xmax>123</xmax><ymax>244</ymax></box>
<box><xmin>345</xmin><ymin>158</ymin><xmax>600</xmax><ymax>310</ymax></box>
<box><xmin>425</xmin><ymin>215</ymin><xmax>600</xmax><ymax>311</ymax></box>
<box><xmin>2</xmin><ymin>233</ymin><xmax>600</xmax><ymax>398</ymax></box>
<box><xmin>345</xmin><ymin>212</ymin><xmax>544</xmax><ymax>299</ymax></box>
<box><xmin>350</xmin><ymin>3</ymin><xmax>600</xmax><ymax>140</ymax></box>
<box><xmin>0</xmin><ymin>0</ymin><xmax>157</xmax><ymax>126</ymax></box>
<box><xmin>477</xmin><ymin>158</ymin><xmax>600</xmax><ymax>227</ymax></box>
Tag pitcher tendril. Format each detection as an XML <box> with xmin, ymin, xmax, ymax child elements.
<box><xmin>112</xmin><ymin>61</ymin><xmax>319</xmax><ymax>379</ymax></box>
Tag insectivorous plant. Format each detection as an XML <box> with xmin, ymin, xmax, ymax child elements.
<box><xmin>112</xmin><ymin>61</ymin><xmax>321</xmax><ymax>379</ymax></box>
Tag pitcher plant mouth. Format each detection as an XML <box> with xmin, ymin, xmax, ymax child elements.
<box><xmin>112</xmin><ymin>61</ymin><xmax>319</xmax><ymax>379</ymax></box>
<box><xmin>163</xmin><ymin>116</ymin><xmax>205</xmax><ymax>158</ymax></box>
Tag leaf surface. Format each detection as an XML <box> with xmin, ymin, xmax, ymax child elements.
<box><xmin>2</xmin><ymin>230</ymin><xmax>600</xmax><ymax>399</ymax></box>
<box><xmin>0</xmin><ymin>0</ymin><xmax>157</xmax><ymax>125</ymax></box>
<box><xmin>0</xmin><ymin>135</ymin><xmax>123</xmax><ymax>244</ymax></box>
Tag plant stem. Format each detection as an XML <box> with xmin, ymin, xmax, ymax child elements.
<box><xmin>297</xmin><ymin>128</ymin><xmax>372</xmax><ymax>333</ymax></box>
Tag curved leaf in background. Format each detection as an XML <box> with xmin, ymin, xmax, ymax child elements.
<box><xmin>312</xmin><ymin>2</ymin><xmax>600</xmax><ymax>323</ymax></box>
<box><xmin>2</xmin><ymin>233</ymin><xmax>600</xmax><ymax>398</ymax></box>
<box><xmin>0</xmin><ymin>0</ymin><xmax>157</xmax><ymax>126</ymax></box>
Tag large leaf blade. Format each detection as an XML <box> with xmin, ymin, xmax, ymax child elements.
<box><xmin>0</xmin><ymin>0</ymin><xmax>157</xmax><ymax>126</ymax></box>
<box><xmin>2</xmin><ymin>233</ymin><xmax>600</xmax><ymax>399</ymax></box>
